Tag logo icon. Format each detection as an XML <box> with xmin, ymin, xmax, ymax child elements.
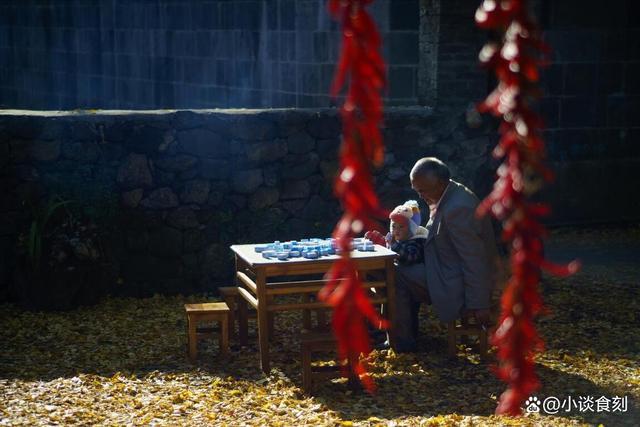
<box><xmin>524</xmin><ymin>396</ymin><xmax>541</xmax><ymax>413</ymax></box>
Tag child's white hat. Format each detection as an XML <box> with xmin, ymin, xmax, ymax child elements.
<box><xmin>389</xmin><ymin>204</ymin><xmax>418</xmax><ymax>236</ymax></box>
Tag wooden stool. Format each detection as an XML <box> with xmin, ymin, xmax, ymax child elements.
<box><xmin>447</xmin><ymin>319</ymin><xmax>489</xmax><ymax>359</ymax></box>
<box><xmin>185</xmin><ymin>302</ymin><xmax>230</xmax><ymax>362</ymax></box>
<box><xmin>219</xmin><ymin>286</ymin><xmax>257</xmax><ymax>340</ymax></box>
<box><xmin>446</xmin><ymin>269</ymin><xmax>507</xmax><ymax>359</ymax></box>
<box><xmin>301</xmin><ymin>293</ymin><xmax>330</xmax><ymax>331</ymax></box>
<box><xmin>300</xmin><ymin>331</ymin><xmax>356</xmax><ymax>392</ymax></box>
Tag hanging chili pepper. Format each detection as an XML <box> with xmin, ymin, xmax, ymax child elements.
<box><xmin>475</xmin><ymin>0</ymin><xmax>580</xmax><ymax>415</ymax></box>
<box><xmin>319</xmin><ymin>0</ymin><xmax>389</xmax><ymax>392</ymax></box>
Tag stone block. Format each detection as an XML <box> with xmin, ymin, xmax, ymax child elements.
<box><xmin>263</xmin><ymin>166</ymin><xmax>280</xmax><ymax>187</ymax></box>
<box><xmin>300</xmin><ymin>195</ymin><xmax>334</xmax><ymax>221</ymax></box>
<box><xmin>280</xmin><ymin>180</ymin><xmax>311</xmax><ymax>200</ymax></box>
<box><xmin>389</xmin><ymin>66</ymin><xmax>416</xmax><ymax>99</ymax></box>
<box><xmin>28</xmin><ymin>140</ymin><xmax>60</xmax><ymax>163</ymax></box>
<box><xmin>280</xmin><ymin>0</ymin><xmax>296</xmax><ymax>30</ymax></box>
<box><xmin>183</xmin><ymin>228</ymin><xmax>206</xmax><ymax>253</ymax></box>
<box><xmin>62</xmin><ymin>141</ymin><xmax>100</xmax><ymax>162</ymax></box>
<box><xmin>595</xmin><ymin>63</ymin><xmax>623</xmax><ymax>96</ymax></box>
<box><xmin>231</xmin><ymin>33</ymin><xmax>254</xmax><ymax>62</ymax></box>
<box><xmin>178</xmin><ymin>128</ymin><xmax>228</xmax><ymax>158</ymax></box>
<box><xmin>279</xmin><ymin>31</ymin><xmax>296</xmax><ymax>62</ymax></box>
<box><xmin>183</xmin><ymin>57</ymin><xmax>207</xmax><ymax>84</ymax></box>
<box><xmin>564</xmin><ymin>63</ymin><xmax>598</xmax><ymax>96</ymax></box>
<box><xmin>145</xmin><ymin>227</ymin><xmax>182</xmax><ymax>259</ymax></box>
<box><xmin>626</xmin><ymin>63</ymin><xmax>640</xmax><ymax>95</ymax></box>
<box><xmin>180</xmin><ymin>169</ymin><xmax>202</xmax><ymax>184</ymax></box>
<box><xmin>196</xmin><ymin>31</ymin><xmax>214</xmax><ymax>57</ymax></box>
<box><xmin>140</xmin><ymin>187</ymin><xmax>179</xmax><ymax>210</ymax></box>
<box><xmin>117</xmin><ymin>153</ymin><xmax>153</xmax><ymax>189</ymax></box>
<box><xmin>165</xmin><ymin>4</ymin><xmax>191</xmax><ymax>30</ymax></box>
<box><xmin>546</xmin><ymin>30</ymin><xmax>604</xmax><ymax>63</ymax></box>
<box><xmin>313</xmin><ymin>32</ymin><xmax>329</xmax><ymax>63</ymax></box>
<box><xmin>249</xmin><ymin>186</ymin><xmax>280</xmax><ymax>210</ymax></box>
<box><xmin>199</xmin><ymin>159</ymin><xmax>231</xmax><ymax>180</ymax></box>
<box><xmin>247</xmin><ymin>139</ymin><xmax>288</xmax><ymax>163</ymax></box>
<box><xmin>390</xmin><ymin>0</ymin><xmax>419</xmax><ymax>30</ymax></box>
<box><xmin>388</xmin><ymin>32</ymin><xmax>419</xmax><ymax>65</ymax></box>
<box><xmin>266</xmin><ymin>2</ymin><xmax>278</xmax><ymax>30</ymax></box>
<box><xmin>295</xmin><ymin>31</ymin><xmax>314</xmax><ymax>63</ymax></box>
<box><xmin>200</xmin><ymin>243</ymin><xmax>232</xmax><ymax>283</ymax></box>
<box><xmin>128</xmin><ymin>125</ymin><xmax>172</xmax><ymax>154</ymax></box>
<box><xmin>319</xmin><ymin>160</ymin><xmax>339</xmax><ymax>179</ymax></box>
<box><xmin>154</xmin><ymin>154</ymin><xmax>198</xmax><ymax>173</ymax></box>
<box><xmin>167</xmin><ymin>207</ymin><xmax>200</xmax><ymax>229</ymax></box>
<box><xmin>539</xmin><ymin>97</ymin><xmax>560</xmax><ymax>129</ymax></box>
<box><xmin>232</xmin><ymin>169</ymin><xmax>263</xmax><ymax>194</ymax></box>
<box><xmin>280</xmin><ymin>62</ymin><xmax>297</xmax><ymax>92</ymax></box>
<box><xmin>280</xmin><ymin>198</ymin><xmax>306</xmax><ymax>215</ymax></box>
<box><xmin>540</xmin><ymin>64</ymin><xmax>564</xmax><ymax>96</ymax></box>
<box><xmin>287</xmin><ymin>130</ymin><xmax>316</xmax><ymax>154</ymax></box>
<box><xmin>121</xmin><ymin>188</ymin><xmax>144</xmax><ymax>209</ymax></box>
<box><xmin>227</xmin><ymin>116</ymin><xmax>277</xmax><ymax>141</ymax></box>
<box><xmin>297</xmin><ymin>63</ymin><xmax>320</xmax><ymax>95</ymax></box>
<box><xmin>560</xmin><ymin>96</ymin><xmax>598</xmax><ymax>128</ymax></box>
<box><xmin>180</xmin><ymin>179</ymin><xmax>210</xmax><ymax>205</ymax></box>
<box><xmin>281</xmin><ymin>152</ymin><xmax>320</xmax><ymax>179</ymax></box>
<box><xmin>306</xmin><ymin>113</ymin><xmax>340</xmax><ymax>139</ymax></box>
<box><xmin>316</xmin><ymin>137</ymin><xmax>340</xmax><ymax>160</ymax></box>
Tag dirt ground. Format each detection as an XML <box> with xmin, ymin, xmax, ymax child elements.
<box><xmin>1</xmin><ymin>226</ymin><xmax>639</xmax><ymax>426</ymax></box>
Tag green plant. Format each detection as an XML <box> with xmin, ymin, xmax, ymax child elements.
<box><xmin>22</xmin><ymin>196</ymin><xmax>73</xmax><ymax>273</ymax></box>
<box><xmin>14</xmin><ymin>195</ymin><xmax>111</xmax><ymax>311</ymax></box>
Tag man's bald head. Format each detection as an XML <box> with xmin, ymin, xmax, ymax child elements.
<box><xmin>410</xmin><ymin>157</ymin><xmax>451</xmax><ymax>182</ymax></box>
<box><xmin>410</xmin><ymin>157</ymin><xmax>450</xmax><ymax>205</ymax></box>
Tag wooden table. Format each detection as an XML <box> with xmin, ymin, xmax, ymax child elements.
<box><xmin>229</xmin><ymin>243</ymin><xmax>398</xmax><ymax>373</ymax></box>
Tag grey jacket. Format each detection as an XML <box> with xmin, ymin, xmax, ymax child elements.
<box><xmin>423</xmin><ymin>180</ymin><xmax>498</xmax><ymax>322</ymax></box>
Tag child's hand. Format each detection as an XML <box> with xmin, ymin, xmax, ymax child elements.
<box><xmin>364</xmin><ymin>230</ymin><xmax>386</xmax><ymax>246</ymax></box>
<box><xmin>385</xmin><ymin>232</ymin><xmax>393</xmax><ymax>244</ymax></box>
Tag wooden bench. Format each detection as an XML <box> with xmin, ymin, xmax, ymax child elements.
<box><xmin>447</xmin><ymin>300</ymin><xmax>505</xmax><ymax>359</ymax></box>
<box><xmin>300</xmin><ymin>331</ymin><xmax>356</xmax><ymax>392</ymax></box>
<box><xmin>447</xmin><ymin>318</ymin><xmax>489</xmax><ymax>359</ymax></box>
<box><xmin>447</xmin><ymin>273</ymin><xmax>506</xmax><ymax>360</ymax></box>
<box><xmin>219</xmin><ymin>286</ymin><xmax>257</xmax><ymax>340</ymax></box>
<box><xmin>222</xmin><ymin>285</ymin><xmax>330</xmax><ymax>345</ymax></box>
<box><xmin>184</xmin><ymin>302</ymin><xmax>230</xmax><ymax>362</ymax></box>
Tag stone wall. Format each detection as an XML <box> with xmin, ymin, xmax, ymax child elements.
<box><xmin>0</xmin><ymin>107</ymin><xmax>497</xmax><ymax>301</ymax></box>
<box><xmin>538</xmin><ymin>1</ymin><xmax>640</xmax><ymax>224</ymax></box>
<box><xmin>426</xmin><ymin>0</ymin><xmax>640</xmax><ymax>224</ymax></box>
<box><xmin>0</xmin><ymin>0</ymin><xmax>420</xmax><ymax>109</ymax></box>
<box><xmin>1</xmin><ymin>108</ymin><xmax>638</xmax><ymax>303</ymax></box>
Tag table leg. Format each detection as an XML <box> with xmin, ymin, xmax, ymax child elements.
<box><xmin>220</xmin><ymin>316</ymin><xmax>229</xmax><ymax>356</ymax></box>
<box><xmin>187</xmin><ymin>315</ymin><xmax>197</xmax><ymax>362</ymax></box>
<box><xmin>385</xmin><ymin>259</ymin><xmax>397</xmax><ymax>347</ymax></box>
<box><xmin>302</xmin><ymin>294</ymin><xmax>311</xmax><ymax>330</ymax></box>
<box><xmin>316</xmin><ymin>308</ymin><xmax>327</xmax><ymax>330</ymax></box>
<box><xmin>256</xmin><ymin>269</ymin><xmax>270</xmax><ymax>373</ymax></box>
<box><xmin>267</xmin><ymin>295</ymin><xmax>275</xmax><ymax>340</ymax></box>
<box><xmin>237</xmin><ymin>296</ymin><xmax>249</xmax><ymax>346</ymax></box>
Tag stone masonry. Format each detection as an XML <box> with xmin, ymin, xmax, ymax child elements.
<box><xmin>0</xmin><ymin>107</ymin><xmax>502</xmax><ymax>301</ymax></box>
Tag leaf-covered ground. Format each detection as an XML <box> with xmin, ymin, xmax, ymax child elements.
<box><xmin>1</xmin><ymin>227</ymin><xmax>639</xmax><ymax>426</ymax></box>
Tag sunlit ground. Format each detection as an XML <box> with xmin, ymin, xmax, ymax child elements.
<box><xmin>1</xmin><ymin>227</ymin><xmax>639</xmax><ymax>426</ymax></box>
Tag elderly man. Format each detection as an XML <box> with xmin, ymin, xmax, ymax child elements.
<box><xmin>373</xmin><ymin>157</ymin><xmax>499</xmax><ymax>352</ymax></box>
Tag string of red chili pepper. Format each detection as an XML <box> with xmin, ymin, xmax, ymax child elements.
<box><xmin>475</xmin><ymin>0</ymin><xmax>580</xmax><ymax>415</ymax></box>
<box><xmin>318</xmin><ymin>0</ymin><xmax>389</xmax><ymax>392</ymax></box>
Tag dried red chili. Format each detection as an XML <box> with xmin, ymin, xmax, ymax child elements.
<box><xmin>319</xmin><ymin>0</ymin><xmax>389</xmax><ymax>392</ymax></box>
<box><xmin>475</xmin><ymin>0</ymin><xmax>580</xmax><ymax>415</ymax></box>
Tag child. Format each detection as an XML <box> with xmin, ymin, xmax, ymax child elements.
<box><xmin>366</xmin><ymin>200</ymin><xmax>427</xmax><ymax>265</ymax></box>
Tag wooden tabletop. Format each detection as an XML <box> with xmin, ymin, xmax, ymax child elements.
<box><xmin>230</xmin><ymin>243</ymin><xmax>397</xmax><ymax>267</ymax></box>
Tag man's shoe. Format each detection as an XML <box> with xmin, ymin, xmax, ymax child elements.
<box><xmin>373</xmin><ymin>340</ymin><xmax>391</xmax><ymax>351</ymax></box>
